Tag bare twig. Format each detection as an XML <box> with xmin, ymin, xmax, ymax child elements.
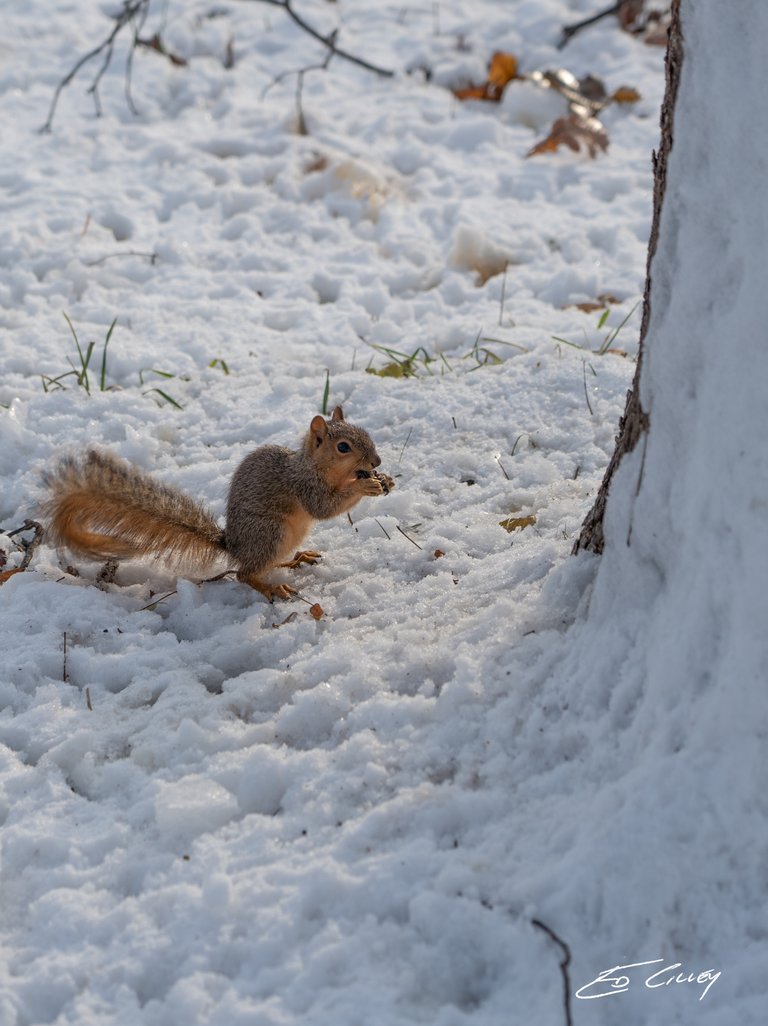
<box><xmin>398</xmin><ymin>427</ymin><xmax>413</xmax><ymax>465</ymax></box>
<box><xmin>531</xmin><ymin>919</ymin><xmax>573</xmax><ymax>1026</ymax></box>
<box><xmin>7</xmin><ymin>520</ymin><xmax>44</xmax><ymax>570</ymax></box>
<box><xmin>241</xmin><ymin>0</ymin><xmax>394</xmax><ymax>78</ymax></box>
<box><xmin>557</xmin><ymin>1</ymin><xmax>623</xmax><ymax>49</ymax></box>
<box><xmin>41</xmin><ymin>1</ymin><xmax>150</xmax><ymax>132</ymax></box>
<box><xmin>498</xmin><ymin>263</ymin><xmax>508</xmax><ymax>326</ymax></box>
<box><xmin>85</xmin><ymin>687</ymin><xmax>93</xmax><ymax>711</ymax></box>
<box><xmin>63</xmin><ymin>632</ymin><xmax>70</xmax><ymax>683</ymax></box>
<box><xmin>84</xmin><ymin>250</ymin><xmax>158</xmax><ymax>267</ymax></box>
<box><xmin>374</xmin><ymin>518</ymin><xmax>391</xmax><ymax>540</ymax></box>
<box><xmin>396</xmin><ymin>524</ymin><xmax>423</xmax><ymax>550</ymax></box>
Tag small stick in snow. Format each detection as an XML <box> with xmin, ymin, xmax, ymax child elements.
<box><xmin>398</xmin><ymin>427</ymin><xmax>413</xmax><ymax>465</ymax></box>
<box><xmin>40</xmin><ymin>0</ymin><xmax>151</xmax><ymax>132</ymax></box>
<box><xmin>557</xmin><ymin>0</ymin><xmax>624</xmax><ymax>49</ymax></box>
<box><xmin>374</xmin><ymin>518</ymin><xmax>391</xmax><ymax>540</ymax></box>
<box><xmin>63</xmin><ymin>632</ymin><xmax>70</xmax><ymax>683</ymax></box>
<box><xmin>531</xmin><ymin>919</ymin><xmax>573</xmax><ymax>1026</ymax></box>
<box><xmin>396</xmin><ymin>525</ymin><xmax>422</xmax><ymax>550</ymax></box>
<box><xmin>242</xmin><ymin>0</ymin><xmax>394</xmax><ymax>79</ymax></box>
<box><xmin>498</xmin><ymin>263</ymin><xmax>508</xmax><ymax>326</ymax></box>
<box><xmin>7</xmin><ymin>520</ymin><xmax>44</xmax><ymax>570</ymax></box>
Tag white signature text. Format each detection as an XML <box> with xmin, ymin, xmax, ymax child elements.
<box><xmin>575</xmin><ymin>959</ymin><xmax>721</xmax><ymax>1002</ymax></box>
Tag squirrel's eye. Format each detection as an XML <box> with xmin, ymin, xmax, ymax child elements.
<box><xmin>337</xmin><ymin>442</ymin><xmax>352</xmax><ymax>454</ymax></box>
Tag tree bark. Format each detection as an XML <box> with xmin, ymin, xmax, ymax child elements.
<box><xmin>573</xmin><ymin>0</ymin><xmax>683</xmax><ymax>554</ymax></box>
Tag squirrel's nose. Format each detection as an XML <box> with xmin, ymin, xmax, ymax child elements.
<box><xmin>372</xmin><ymin>454</ymin><xmax>381</xmax><ymax>468</ymax></box>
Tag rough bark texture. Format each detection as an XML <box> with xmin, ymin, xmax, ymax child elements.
<box><xmin>573</xmin><ymin>0</ymin><xmax>683</xmax><ymax>554</ymax></box>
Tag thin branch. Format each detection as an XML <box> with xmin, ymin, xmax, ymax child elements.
<box><xmin>84</xmin><ymin>250</ymin><xmax>158</xmax><ymax>267</ymax></box>
<box><xmin>396</xmin><ymin>524</ymin><xmax>423</xmax><ymax>550</ymax></box>
<box><xmin>41</xmin><ymin>1</ymin><xmax>149</xmax><ymax>132</ymax></box>
<box><xmin>241</xmin><ymin>0</ymin><xmax>394</xmax><ymax>78</ymax></box>
<box><xmin>557</xmin><ymin>1</ymin><xmax>623</xmax><ymax>49</ymax></box>
<box><xmin>63</xmin><ymin>632</ymin><xmax>70</xmax><ymax>684</ymax></box>
<box><xmin>531</xmin><ymin>919</ymin><xmax>573</xmax><ymax>1026</ymax></box>
<box><xmin>7</xmin><ymin>520</ymin><xmax>44</xmax><ymax>570</ymax></box>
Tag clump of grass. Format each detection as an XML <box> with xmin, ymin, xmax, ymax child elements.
<box><xmin>365</xmin><ymin>343</ymin><xmax>451</xmax><ymax>378</ymax></box>
<box><xmin>42</xmin><ymin>315</ymin><xmax>117</xmax><ymax>394</ymax></box>
<box><xmin>41</xmin><ymin>315</ymin><xmax>185</xmax><ymax>409</ymax></box>
<box><xmin>137</xmin><ymin>368</ymin><xmax>184</xmax><ymax>409</ymax></box>
<box><xmin>553</xmin><ymin>300</ymin><xmax>640</xmax><ymax>356</ymax></box>
<box><xmin>363</xmin><ymin>331</ymin><xmax>528</xmax><ymax>380</ymax></box>
<box><xmin>321</xmin><ymin>369</ymin><xmax>330</xmax><ymax>414</ymax></box>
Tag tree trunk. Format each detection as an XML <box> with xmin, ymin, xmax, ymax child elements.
<box><xmin>573</xmin><ymin>0</ymin><xmax>682</xmax><ymax>554</ymax></box>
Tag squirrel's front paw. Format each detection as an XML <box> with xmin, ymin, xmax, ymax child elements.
<box><xmin>356</xmin><ymin>469</ymin><xmax>394</xmax><ymax>496</ymax></box>
<box><xmin>357</xmin><ymin>475</ymin><xmax>385</xmax><ymax>496</ymax></box>
<box><xmin>373</xmin><ymin>471</ymin><xmax>395</xmax><ymax>494</ymax></box>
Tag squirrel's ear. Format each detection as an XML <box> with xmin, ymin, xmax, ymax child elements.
<box><xmin>331</xmin><ymin>406</ymin><xmax>345</xmax><ymax>422</ymax></box>
<box><xmin>310</xmin><ymin>415</ymin><xmax>328</xmax><ymax>446</ymax></box>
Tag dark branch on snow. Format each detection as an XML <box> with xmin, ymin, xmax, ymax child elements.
<box><xmin>239</xmin><ymin>0</ymin><xmax>394</xmax><ymax>78</ymax></box>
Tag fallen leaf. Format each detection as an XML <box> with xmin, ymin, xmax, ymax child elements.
<box><xmin>527</xmin><ymin>114</ymin><xmax>608</xmax><ymax>159</ymax></box>
<box><xmin>0</xmin><ymin>568</ymin><xmax>23</xmax><ymax>585</ymax></box>
<box><xmin>487</xmin><ymin>51</ymin><xmax>519</xmax><ymax>96</ymax></box>
<box><xmin>366</xmin><ymin>361</ymin><xmax>411</xmax><ymax>379</ymax></box>
<box><xmin>309</xmin><ymin>603</ymin><xmax>325</xmax><ymax>620</ymax></box>
<box><xmin>272</xmin><ymin>611</ymin><xmax>299</xmax><ymax>628</ymax></box>
<box><xmin>578</xmin><ymin>74</ymin><xmax>608</xmax><ymax>105</ymax></box>
<box><xmin>499</xmin><ymin>515</ymin><xmax>537</xmax><ymax>532</ymax></box>
<box><xmin>433</xmin><ymin>549</ymin><xmax>446</xmax><ymax>559</ymax></box>
<box><xmin>568</xmin><ymin>293</ymin><xmax>622</xmax><ymax>313</ymax></box>
<box><xmin>453</xmin><ymin>84</ymin><xmax>492</xmax><ymax>102</ymax></box>
<box><xmin>618</xmin><ymin>0</ymin><xmax>644</xmax><ymax>29</ymax></box>
<box><xmin>611</xmin><ymin>86</ymin><xmax>642</xmax><ymax>104</ymax></box>
<box><xmin>454</xmin><ymin>51</ymin><xmax>519</xmax><ymax>103</ymax></box>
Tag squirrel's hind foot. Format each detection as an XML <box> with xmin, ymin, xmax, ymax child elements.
<box><xmin>280</xmin><ymin>550</ymin><xmax>322</xmax><ymax>569</ymax></box>
<box><xmin>237</xmin><ymin>570</ymin><xmax>298</xmax><ymax>602</ymax></box>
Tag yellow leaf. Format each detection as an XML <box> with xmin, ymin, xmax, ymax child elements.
<box><xmin>499</xmin><ymin>515</ymin><xmax>537</xmax><ymax>532</ymax></box>
<box><xmin>611</xmin><ymin>86</ymin><xmax>641</xmax><ymax>104</ymax></box>
<box><xmin>488</xmin><ymin>52</ymin><xmax>519</xmax><ymax>93</ymax></box>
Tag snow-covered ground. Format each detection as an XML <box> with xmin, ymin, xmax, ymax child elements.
<box><xmin>1</xmin><ymin>2</ymin><xmax>761</xmax><ymax>1024</ymax></box>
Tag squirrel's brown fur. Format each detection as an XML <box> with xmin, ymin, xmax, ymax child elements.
<box><xmin>41</xmin><ymin>407</ymin><xmax>394</xmax><ymax>601</ymax></box>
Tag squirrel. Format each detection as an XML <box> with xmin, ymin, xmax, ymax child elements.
<box><xmin>41</xmin><ymin>406</ymin><xmax>394</xmax><ymax>601</ymax></box>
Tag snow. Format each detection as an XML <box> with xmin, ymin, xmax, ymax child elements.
<box><xmin>0</xmin><ymin>1</ymin><xmax>762</xmax><ymax>1024</ymax></box>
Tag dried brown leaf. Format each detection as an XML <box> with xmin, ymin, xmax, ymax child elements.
<box><xmin>453</xmin><ymin>84</ymin><xmax>492</xmax><ymax>102</ymax></box>
<box><xmin>309</xmin><ymin>603</ymin><xmax>325</xmax><ymax>620</ymax></box>
<box><xmin>568</xmin><ymin>293</ymin><xmax>622</xmax><ymax>312</ymax></box>
<box><xmin>578</xmin><ymin>74</ymin><xmax>608</xmax><ymax>105</ymax></box>
<box><xmin>454</xmin><ymin>51</ymin><xmax>519</xmax><ymax>103</ymax></box>
<box><xmin>433</xmin><ymin>549</ymin><xmax>446</xmax><ymax>559</ymax></box>
<box><xmin>527</xmin><ymin>114</ymin><xmax>608</xmax><ymax>159</ymax></box>
<box><xmin>611</xmin><ymin>86</ymin><xmax>642</xmax><ymax>104</ymax></box>
<box><xmin>272</xmin><ymin>611</ymin><xmax>299</xmax><ymax>628</ymax></box>
<box><xmin>0</xmin><ymin>568</ymin><xmax>23</xmax><ymax>585</ymax></box>
<box><xmin>618</xmin><ymin>0</ymin><xmax>644</xmax><ymax>29</ymax></box>
<box><xmin>499</xmin><ymin>515</ymin><xmax>537</xmax><ymax>532</ymax></box>
<box><xmin>487</xmin><ymin>51</ymin><xmax>519</xmax><ymax>95</ymax></box>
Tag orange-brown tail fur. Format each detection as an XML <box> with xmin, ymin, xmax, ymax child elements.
<box><xmin>42</xmin><ymin>450</ymin><xmax>226</xmax><ymax>571</ymax></box>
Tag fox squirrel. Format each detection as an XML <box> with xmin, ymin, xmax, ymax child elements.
<box><xmin>41</xmin><ymin>407</ymin><xmax>394</xmax><ymax>601</ymax></box>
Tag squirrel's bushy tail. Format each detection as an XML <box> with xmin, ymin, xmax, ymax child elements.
<box><xmin>42</xmin><ymin>450</ymin><xmax>227</xmax><ymax>570</ymax></box>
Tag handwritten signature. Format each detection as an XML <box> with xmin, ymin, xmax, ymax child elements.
<box><xmin>576</xmin><ymin>959</ymin><xmax>721</xmax><ymax>1002</ymax></box>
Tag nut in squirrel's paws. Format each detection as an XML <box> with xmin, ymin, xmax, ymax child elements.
<box><xmin>356</xmin><ymin>469</ymin><xmax>395</xmax><ymax>495</ymax></box>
